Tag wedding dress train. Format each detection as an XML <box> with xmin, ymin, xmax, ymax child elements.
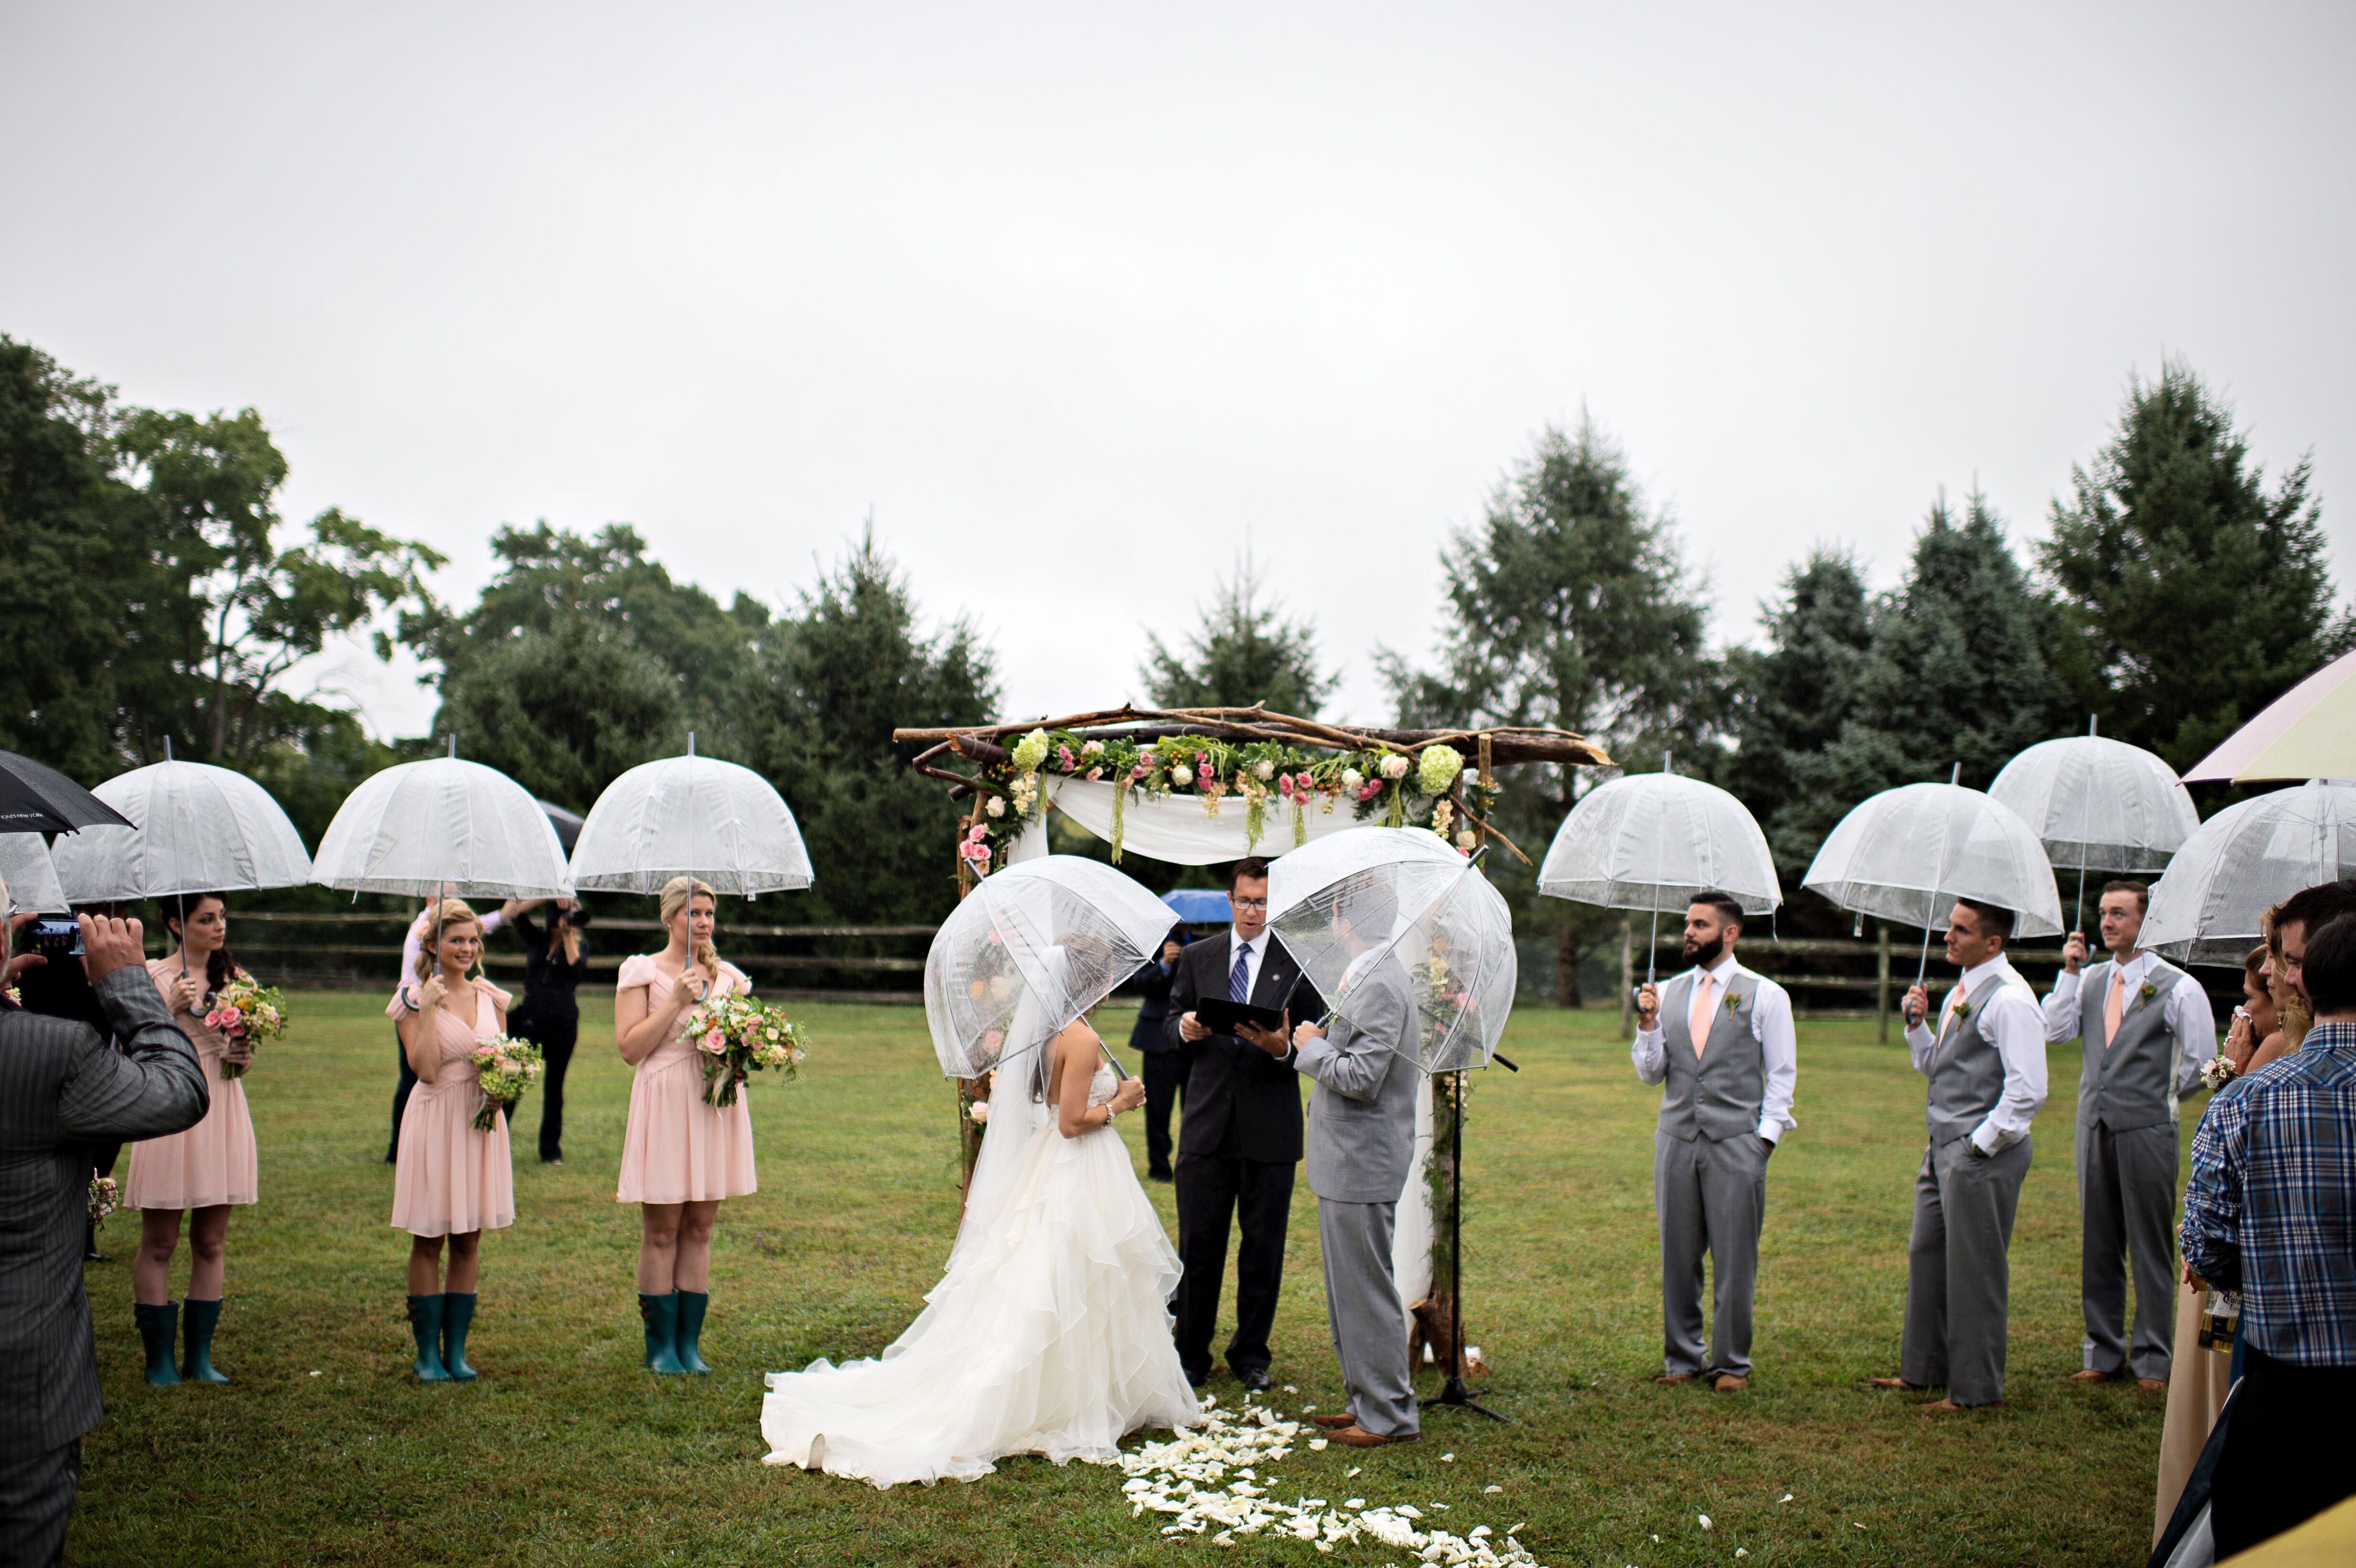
<box><xmin>759</xmin><ymin>1061</ymin><xmax>1200</xmax><ymax>1487</ymax></box>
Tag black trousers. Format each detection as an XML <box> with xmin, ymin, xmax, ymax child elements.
<box><xmin>514</xmin><ymin>1012</ymin><xmax>580</xmax><ymax>1163</ymax></box>
<box><xmin>0</xmin><ymin>1439</ymin><xmax>78</xmax><ymax>1568</ymax></box>
<box><xmin>1140</xmin><ymin>1049</ymin><xmax>1188</xmax><ymax>1176</ymax></box>
<box><xmin>387</xmin><ymin>1027</ymin><xmax>417</xmax><ymax>1163</ymax></box>
<box><xmin>1173</xmin><ymin>1148</ymin><xmax>1294</xmax><ymax>1382</ymax></box>
<box><xmin>2210</xmin><ymin>1344</ymin><xmax>2356</xmax><ymax>1558</ymax></box>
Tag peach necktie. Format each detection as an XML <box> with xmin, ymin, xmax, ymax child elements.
<box><xmin>2103</xmin><ymin>967</ymin><xmax>2125</xmax><ymax>1048</ymax></box>
<box><xmin>1688</xmin><ymin>973</ymin><xmax>1715</xmax><ymax>1058</ymax></box>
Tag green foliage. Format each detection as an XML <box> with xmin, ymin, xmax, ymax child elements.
<box><xmin>2039</xmin><ymin>359</ymin><xmax>2356</xmax><ymax>770</ymax></box>
<box><xmin>1718</xmin><ymin>549</ymin><xmax>1875</xmax><ymax>875</ymax></box>
<box><xmin>1136</xmin><ymin>552</ymin><xmax>1338</xmax><ymax>716</ymax></box>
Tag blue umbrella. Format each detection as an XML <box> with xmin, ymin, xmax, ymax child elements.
<box><xmin>1161</xmin><ymin>888</ymin><xmax>1233</xmax><ymax>924</ymax></box>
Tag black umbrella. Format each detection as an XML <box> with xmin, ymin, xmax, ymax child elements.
<box><xmin>537</xmin><ymin>799</ymin><xmax>586</xmax><ymax>854</ymax></box>
<box><xmin>0</xmin><ymin>750</ymin><xmax>137</xmax><ymax>836</ymax></box>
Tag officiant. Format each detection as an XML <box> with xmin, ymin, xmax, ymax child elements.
<box><xmin>1166</xmin><ymin>858</ymin><xmax>1323</xmax><ymax>1391</ymax></box>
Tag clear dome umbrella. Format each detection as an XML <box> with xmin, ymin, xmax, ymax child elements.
<box><xmin>310</xmin><ymin>745</ymin><xmax>572</xmax><ymax>900</ymax></box>
<box><xmin>1988</xmin><ymin>723</ymin><xmax>2200</xmax><ymax>930</ymax></box>
<box><xmin>568</xmin><ymin>737</ymin><xmax>813</xmax><ymax>896</ymax></box>
<box><xmin>1536</xmin><ymin>768</ymin><xmax>1781</xmax><ymax>985</ymax></box>
<box><xmin>2141</xmin><ymin>781</ymin><xmax>2356</xmax><ymax>965</ymax></box>
<box><xmin>1267</xmin><ymin>825</ymin><xmax>1516</xmax><ymax>1073</ymax></box>
<box><xmin>0</xmin><ymin>834</ymin><xmax>67</xmax><ymax>914</ymax></box>
<box><xmin>1802</xmin><ymin>772</ymin><xmax>2064</xmax><ymax>987</ymax></box>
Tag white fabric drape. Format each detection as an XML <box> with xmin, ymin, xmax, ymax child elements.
<box><xmin>1045</xmin><ymin>779</ymin><xmax>1363</xmax><ymax>866</ymax></box>
<box><xmin>1390</xmin><ymin>1077</ymin><xmax>1435</xmax><ymax>1343</ymax></box>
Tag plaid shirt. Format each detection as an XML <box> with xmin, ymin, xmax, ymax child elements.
<box><xmin>2181</xmin><ymin>1021</ymin><xmax>2356</xmax><ymax>1366</ymax></box>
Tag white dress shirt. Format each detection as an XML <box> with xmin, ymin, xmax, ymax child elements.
<box><xmin>1906</xmin><ymin>955</ymin><xmax>2048</xmax><ymax>1154</ymax></box>
<box><xmin>2040</xmin><ymin>948</ymin><xmax>2215</xmax><ymax>1094</ymax></box>
<box><xmin>1632</xmin><ymin>952</ymin><xmax>1799</xmax><ymax>1143</ymax></box>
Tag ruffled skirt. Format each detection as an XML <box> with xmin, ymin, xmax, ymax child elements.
<box><xmin>759</xmin><ymin>1122</ymin><xmax>1199</xmax><ymax>1487</ymax></box>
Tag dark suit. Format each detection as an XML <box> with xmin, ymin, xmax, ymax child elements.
<box><xmin>1163</xmin><ymin>933</ymin><xmax>1322</xmax><ymax>1383</ymax></box>
<box><xmin>1126</xmin><ymin>926</ymin><xmax>1191</xmax><ymax>1178</ymax></box>
<box><xmin>0</xmin><ymin>969</ymin><xmax>207</xmax><ymax>1564</ymax></box>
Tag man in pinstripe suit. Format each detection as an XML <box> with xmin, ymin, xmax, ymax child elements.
<box><xmin>0</xmin><ymin>894</ymin><xmax>207</xmax><ymax>1566</ymax></box>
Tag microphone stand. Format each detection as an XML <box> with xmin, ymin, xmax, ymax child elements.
<box><xmin>1420</xmin><ymin>1066</ymin><xmax>1505</xmax><ymax>1422</ymax></box>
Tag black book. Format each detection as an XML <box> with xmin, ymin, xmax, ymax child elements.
<box><xmin>1193</xmin><ymin>995</ymin><xmax>1290</xmax><ymax>1036</ymax></box>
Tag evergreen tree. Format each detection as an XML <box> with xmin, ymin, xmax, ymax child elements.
<box><xmin>1379</xmin><ymin>418</ymin><xmax>1720</xmax><ymax>1003</ymax></box>
<box><xmin>2040</xmin><ymin>360</ymin><xmax>2355</xmax><ymax>770</ymax></box>
<box><xmin>1137</xmin><ymin>553</ymin><xmax>1337</xmax><ymax>716</ymax></box>
<box><xmin>1718</xmin><ymin>548</ymin><xmax>1873</xmax><ymax>874</ymax></box>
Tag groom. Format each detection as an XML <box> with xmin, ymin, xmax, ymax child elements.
<box><xmin>1276</xmin><ymin>882</ymin><xmax>1422</xmax><ymax>1448</ymax></box>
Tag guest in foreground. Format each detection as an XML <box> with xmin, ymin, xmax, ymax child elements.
<box><xmin>1631</xmin><ymin>891</ymin><xmax>1798</xmax><ymax>1394</ymax></box>
<box><xmin>1276</xmin><ymin>884</ymin><xmax>1422</xmax><ymax>1448</ymax></box>
<box><xmin>126</xmin><ymin>894</ymin><xmax>258</xmax><ymax>1386</ymax></box>
<box><xmin>2041</xmin><ymin>879</ymin><xmax>2214</xmax><ymax>1390</ymax></box>
<box><xmin>1872</xmin><ymin>897</ymin><xmax>2047</xmax><ymax>1410</ymax></box>
<box><xmin>501</xmin><ymin>897</ymin><xmax>590</xmax><ymax>1165</ymax></box>
<box><xmin>615</xmin><ymin>876</ymin><xmax>755</xmax><ymax>1375</ymax></box>
<box><xmin>387</xmin><ymin>901</ymin><xmax>505</xmax><ymax>1162</ymax></box>
<box><xmin>2182</xmin><ymin>907</ymin><xmax>2356</xmax><ymax>1557</ymax></box>
<box><xmin>1166</xmin><ymin>858</ymin><xmax>1323</xmax><ymax>1391</ymax></box>
<box><xmin>388</xmin><ymin>900</ymin><xmax>514</xmax><ymax>1383</ymax></box>
<box><xmin>0</xmin><ymin>899</ymin><xmax>207</xmax><ymax>1566</ymax></box>
<box><xmin>1126</xmin><ymin>920</ymin><xmax>1191</xmax><ymax>1182</ymax></box>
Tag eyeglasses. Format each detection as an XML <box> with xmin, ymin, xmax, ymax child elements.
<box><xmin>1231</xmin><ymin>897</ymin><xmax>1269</xmax><ymax>911</ymax></box>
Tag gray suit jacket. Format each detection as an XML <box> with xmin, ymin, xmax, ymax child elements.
<box><xmin>0</xmin><ymin>969</ymin><xmax>207</xmax><ymax>1456</ymax></box>
<box><xmin>1296</xmin><ymin>954</ymin><xmax>1419</xmax><ymax>1204</ymax></box>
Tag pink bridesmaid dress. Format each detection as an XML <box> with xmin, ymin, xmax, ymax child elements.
<box><xmin>614</xmin><ymin>955</ymin><xmax>759</xmax><ymax>1205</ymax></box>
<box><xmin>387</xmin><ymin>977</ymin><xmax>517</xmax><ymax>1238</ymax></box>
<box><xmin>124</xmin><ymin>958</ymin><xmax>259</xmax><ymax>1209</ymax></box>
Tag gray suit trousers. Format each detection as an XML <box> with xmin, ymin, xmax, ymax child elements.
<box><xmin>1317</xmin><ymin>1198</ymin><xmax>1417</xmax><ymax>1437</ymax></box>
<box><xmin>1655</xmin><ymin>1129</ymin><xmax>1767</xmax><ymax>1378</ymax></box>
<box><xmin>1900</xmin><ymin>1134</ymin><xmax>2030</xmax><ymax>1406</ymax></box>
<box><xmin>2076</xmin><ymin>1120</ymin><xmax>2180</xmax><ymax>1381</ymax></box>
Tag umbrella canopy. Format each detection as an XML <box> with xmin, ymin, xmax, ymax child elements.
<box><xmin>1267</xmin><ymin>826</ymin><xmax>1516</xmax><ymax>1073</ymax></box>
<box><xmin>538</xmin><ymin>800</ymin><xmax>586</xmax><ymax>853</ymax></box>
<box><xmin>0</xmin><ymin>750</ymin><xmax>136</xmax><ymax>836</ymax></box>
<box><xmin>2182</xmin><ymin>648</ymin><xmax>2356</xmax><ymax>784</ymax></box>
<box><xmin>2141</xmin><ymin>781</ymin><xmax>2356</xmax><ymax>965</ymax></box>
<box><xmin>1802</xmin><ymin>782</ymin><xmax>2064</xmax><ymax>944</ymax></box>
<box><xmin>310</xmin><ymin>755</ymin><xmax>572</xmax><ymax>899</ymax></box>
<box><xmin>568</xmin><ymin>751</ymin><xmax>813</xmax><ymax>896</ymax></box>
<box><xmin>50</xmin><ymin>758</ymin><xmax>312</xmax><ymax>904</ymax></box>
<box><xmin>1988</xmin><ymin>734</ymin><xmax>2200</xmax><ymax>874</ymax></box>
<box><xmin>1537</xmin><ymin>772</ymin><xmax>1782</xmax><ymax>915</ymax></box>
<box><xmin>0</xmin><ymin>834</ymin><xmax>68</xmax><ymax>914</ymax></box>
<box><xmin>1162</xmin><ymin>888</ymin><xmax>1234</xmax><ymax>924</ymax></box>
<box><xmin>924</xmin><ymin>855</ymin><xmax>1177</xmax><ymax>1080</ymax></box>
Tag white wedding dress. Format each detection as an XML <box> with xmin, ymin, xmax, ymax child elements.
<box><xmin>760</xmin><ymin>1056</ymin><xmax>1201</xmax><ymax>1487</ymax></box>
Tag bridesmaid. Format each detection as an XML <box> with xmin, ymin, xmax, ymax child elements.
<box><xmin>615</xmin><ymin>875</ymin><xmax>755</xmax><ymax>1375</ymax></box>
<box><xmin>388</xmin><ymin>899</ymin><xmax>514</xmax><ymax>1383</ymax></box>
<box><xmin>126</xmin><ymin>893</ymin><xmax>257</xmax><ymax>1386</ymax></box>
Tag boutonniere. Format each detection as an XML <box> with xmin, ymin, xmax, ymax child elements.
<box><xmin>1949</xmin><ymin>995</ymin><xmax>1973</xmax><ymax>1022</ymax></box>
<box><xmin>1</xmin><ymin>984</ymin><xmax>17</xmax><ymax>1007</ymax></box>
<box><xmin>2138</xmin><ymin>981</ymin><xmax>2158</xmax><ymax>1004</ymax></box>
<box><xmin>1723</xmin><ymin>990</ymin><xmax>1745</xmax><ymax>1015</ymax></box>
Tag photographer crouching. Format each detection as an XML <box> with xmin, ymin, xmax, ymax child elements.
<box><xmin>0</xmin><ymin>883</ymin><xmax>207</xmax><ymax>1565</ymax></box>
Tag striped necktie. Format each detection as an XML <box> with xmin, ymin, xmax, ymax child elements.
<box><xmin>1230</xmin><ymin>943</ymin><xmax>1252</xmax><ymax>1003</ymax></box>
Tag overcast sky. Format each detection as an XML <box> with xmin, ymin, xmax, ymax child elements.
<box><xmin>6</xmin><ymin>2</ymin><xmax>2351</xmax><ymax>740</ymax></box>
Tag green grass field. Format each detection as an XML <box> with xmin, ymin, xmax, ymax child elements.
<box><xmin>73</xmin><ymin>993</ymin><xmax>2176</xmax><ymax>1567</ymax></box>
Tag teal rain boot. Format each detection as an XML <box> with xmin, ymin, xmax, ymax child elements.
<box><xmin>180</xmin><ymin>1297</ymin><xmax>230</xmax><ymax>1384</ymax></box>
<box><xmin>134</xmin><ymin>1301</ymin><xmax>181</xmax><ymax>1387</ymax></box>
<box><xmin>441</xmin><ymin>1292</ymin><xmax>478</xmax><ymax>1382</ymax></box>
<box><xmin>408</xmin><ymin>1294</ymin><xmax>450</xmax><ymax>1383</ymax></box>
<box><xmin>640</xmin><ymin>1292</ymin><xmax>685</xmax><ymax>1375</ymax></box>
<box><xmin>675</xmin><ymin>1289</ymin><xmax>713</xmax><ymax>1375</ymax></box>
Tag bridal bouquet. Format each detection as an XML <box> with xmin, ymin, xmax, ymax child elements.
<box><xmin>204</xmin><ymin>975</ymin><xmax>287</xmax><ymax>1079</ymax></box>
<box><xmin>681</xmin><ymin>992</ymin><xmax>806</xmax><ymax>1108</ymax></box>
<box><xmin>468</xmin><ymin>1035</ymin><xmax>546</xmax><ymax>1132</ymax></box>
<box><xmin>87</xmin><ymin>1173</ymin><xmax>120</xmax><ymax>1230</ymax></box>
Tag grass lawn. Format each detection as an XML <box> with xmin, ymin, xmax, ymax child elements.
<box><xmin>74</xmin><ymin>992</ymin><xmax>2178</xmax><ymax>1567</ymax></box>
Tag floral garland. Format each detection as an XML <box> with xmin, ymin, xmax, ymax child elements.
<box><xmin>958</xmin><ymin>729</ymin><xmax>1489</xmax><ymax>872</ymax></box>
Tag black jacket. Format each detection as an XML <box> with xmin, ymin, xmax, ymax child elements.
<box><xmin>1162</xmin><ymin>934</ymin><xmax>1323</xmax><ymax>1165</ymax></box>
<box><xmin>1126</xmin><ymin>926</ymin><xmax>1191</xmax><ymax>1054</ymax></box>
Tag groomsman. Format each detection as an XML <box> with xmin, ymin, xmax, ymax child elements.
<box><xmin>1871</xmin><ymin>898</ymin><xmax>2048</xmax><ymax>1410</ymax></box>
<box><xmin>2041</xmin><ymin>880</ymin><xmax>2214</xmax><ymax>1390</ymax></box>
<box><xmin>1631</xmin><ymin>892</ymin><xmax>1797</xmax><ymax>1393</ymax></box>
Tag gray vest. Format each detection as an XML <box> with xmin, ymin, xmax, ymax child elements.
<box><xmin>1925</xmin><ymin>967</ymin><xmax>2013</xmax><ymax>1146</ymax></box>
<box><xmin>1657</xmin><ymin>968</ymin><xmax>1767</xmax><ymax>1143</ymax></box>
<box><xmin>2076</xmin><ymin>958</ymin><xmax>2185</xmax><ymax>1132</ymax></box>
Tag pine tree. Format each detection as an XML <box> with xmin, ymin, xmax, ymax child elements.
<box><xmin>2040</xmin><ymin>360</ymin><xmax>2355</xmax><ymax>770</ymax></box>
<box><xmin>1137</xmin><ymin>552</ymin><xmax>1337</xmax><ymax>716</ymax></box>
<box><xmin>1718</xmin><ymin>548</ymin><xmax>1873</xmax><ymax>874</ymax></box>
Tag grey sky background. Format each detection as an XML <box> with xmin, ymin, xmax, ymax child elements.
<box><xmin>5</xmin><ymin>2</ymin><xmax>2351</xmax><ymax>740</ymax></box>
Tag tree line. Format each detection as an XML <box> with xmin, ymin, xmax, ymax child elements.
<box><xmin>3</xmin><ymin>336</ymin><xmax>2345</xmax><ymax>981</ymax></box>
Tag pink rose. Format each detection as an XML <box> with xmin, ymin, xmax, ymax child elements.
<box><xmin>1277</xmin><ymin>774</ymin><xmax>1294</xmax><ymax>798</ymax></box>
<box><xmin>1130</xmin><ymin>763</ymin><xmax>1147</xmax><ymax>780</ymax></box>
<box><xmin>1057</xmin><ymin>745</ymin><xmax>1075</xmax><ymax>771</ymax></box>
<box><xmin>1085</xmin><ymin>766</ymin><xmax>1102</xmax><ymax>781</ymax></box>
<box><xmin>1197</xmin><ymin>759</ymin><xmax>1214</xmax><ymax>779</ymax></box>
<box><xmin>1357</xmin><ymin>781</ymin><xmax>1383</xmax><ymax>802</ymax></box>
<box><xmin>1296</xmin><ymin>772</ymin><xmax>1314</xmax><ymax>792</ymax></box>
<box><xmin>967</xmin><ymin>822</ymin><xmax>988</xmax><ymax>844</ymax></box>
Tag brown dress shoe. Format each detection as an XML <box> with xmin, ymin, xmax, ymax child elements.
<box><xmin>1712</xmin><ymin>1373</ymin><xmax>1748</xmax><ymax>1393</ymax></box>
<box><xmin>2065</xmin><ymin>1368</ymin><xmax>2118</xmax><ymax>1383</ymax></box>
<box><xmin>1866</xmin><ymin>1377</ymin><xmax>1923</xmax><ymax>1391</ymax></box>
<box><xmin>1927</xmin><ymin>1397</ymin><xmax>1998</xmax><ymax>1412</ymax></box>
<box><xmin>2137</xmin><ymin>1377</ymin><xmax>2166</xmax><ymax>1392</ymax></box>
<box><xmin>1311</xmin><ymin>1413</ymin><xmax>1360</xmax><ymax>1429</ymax></box>
<box><xmin>1654</xmin><ymin>1372</ymin><xmax>1698</xmax><ymax>1385</ymax></box>
<box><xmin>1326</xmin><ymin>1425</ymin><xmax>1422</xmax><ymax>1448</ymax></box>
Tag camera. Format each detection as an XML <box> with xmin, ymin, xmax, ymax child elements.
<box><xmin>31</xmin><ymin>918</ymin><xmax>82</xmax><ymax>958</ymax></box>
<box><xmin>561</xmin><ymin>907</ymin><xmax>592</xmax><ymax>928</ymax></box>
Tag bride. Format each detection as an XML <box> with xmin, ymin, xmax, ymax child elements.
<box><xmin>759</xmin><ymin>970</ymin><xmax>1201</xmax><ymax>1487</ymax></box>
